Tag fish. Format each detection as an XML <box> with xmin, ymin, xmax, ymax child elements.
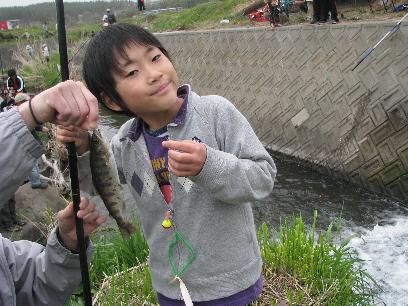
<box><xmin>89</xmin><ymin>129</ymin><xmax>136</xmax><ymax>239</ymax></box>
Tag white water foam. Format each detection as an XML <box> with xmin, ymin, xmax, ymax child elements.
<box><xmin>349</xmin><ymin>216</ymin><xmax>408</xmax><ymax>306</ymax></box>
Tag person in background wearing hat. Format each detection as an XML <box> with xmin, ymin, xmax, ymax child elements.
<box><xmin>15</xmin><ymin>93</ymin><xmax>49</xmax><ymax>190</ymax></box>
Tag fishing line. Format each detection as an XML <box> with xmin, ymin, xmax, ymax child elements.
<box><xmin>352</xmin><ymin>12</ymin><xmax>408</xmax><ymax>71</ymax></box>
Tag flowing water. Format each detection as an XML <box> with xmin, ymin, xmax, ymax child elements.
<box><xmin>98</xmin><ymin>109</ymin><xmax>408</xmax><ymax>306</ymax></box>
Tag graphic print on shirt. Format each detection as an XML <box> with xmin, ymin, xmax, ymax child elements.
<box><xmin>150</xmin><ymin>155</ymin><xmax>172</xmax><ymax>203</ymax></box>
<box><xmin>143</xmin><ymin>131</ymin><xmax>172</xmax><ymax>204</ymax></box>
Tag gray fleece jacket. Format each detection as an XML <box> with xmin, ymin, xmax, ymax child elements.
<box><xmin>80</xmin><ymin>85</ymin><xmax>277</xmax><ymax>301</ymax></box>
<box><xmin>0</xmin><ymin>109</ymin><xmax>90</xmax><ymax>306</ymax></box>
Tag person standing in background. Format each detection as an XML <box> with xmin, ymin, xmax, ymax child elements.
<box><xmin>42</xmin><ymin>21</ymin><xmax>49</xmax><ymax>37</ymax></box>
<box><xmin>137</xmin><ymin>0</ymin><xmax>146</xmax><ymax>12</ymax></box>
<box><xmin>265</xmin><ymin>0</ymin><xmax>281</xmax><ymax>29</ymax></box>
<box><xmin>106</xmin><ymin>8</ymin><xmax>117</xmax><ymax>25</ymax></box>
<box><xmin>42</xmin><ymin>43</ymin><xmax>50</xmax><ymax>63</ymax></box>
<box><xmin>26</xmin><ymin>44</ymin><xmax>34</xmax><ymax>58</ymax></box>
<box><xmin>311</xmin><ymin>0</ymin><xmax>322</xmax><ymax>23</ymax></box>
<box><xmin>318</xmin><ymin>0</ymin><xmax>339</xmax><ymax>23</ymax></box>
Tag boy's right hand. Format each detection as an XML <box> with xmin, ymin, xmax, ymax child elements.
<box><xmin>56</xmin><ymin>125</ymin><xmax>90</xmax><ymax>155</ymax></box>
<box><xmin>19</xmin><ymin>80</ymin><xmax>98</xmax><ymax>131</ymax></box>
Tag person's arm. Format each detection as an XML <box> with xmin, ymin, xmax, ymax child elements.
<box><xmin>0</xmin><ymin>109</ymin><xmax>43</xmax><ymax>204</ymax></box>
<box><xmin>17</xmin><ymin>80</ymin><xmax>98</xmax><ymax>131</ymax></box>
<box><xmin>3</xmin><ymin>198</ymin><xmax>106</xmax><ymax>306</ymax></box>
<box><xmin>164</xmin><ymin>96</ymin><xmax>277</xmax><ymax>204</ymax></box>
<box><xmin>0</xmin><ymin>80</ymin><xmax>98</xmax><ymax>205</ymax></box>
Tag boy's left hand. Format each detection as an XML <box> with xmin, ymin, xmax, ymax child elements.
<box><xmin>162</xmin><ymin>140</ymin><xmax>207</xmax><ymax>177</ymax></box>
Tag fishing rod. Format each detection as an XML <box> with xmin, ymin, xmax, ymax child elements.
<box><xmin>352</xmin><ymin>11</ymin><xmax>408</xmax><ymax>71</ymax></box>
<box><xmin>55</xmin><ymin>1</ymin><xmax>92</xmax><ymax>305</ymax></box>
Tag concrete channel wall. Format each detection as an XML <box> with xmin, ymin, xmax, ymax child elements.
<box><xmin>157</xmin><ymin>21</ymin><xmax>408</xmax><ymax>201</ymax></box>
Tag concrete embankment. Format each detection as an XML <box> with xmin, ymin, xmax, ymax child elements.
<box><xmin>158</xmin><ymin>21</ymin><xmax>408</xmax><ymax>201</ymax></box>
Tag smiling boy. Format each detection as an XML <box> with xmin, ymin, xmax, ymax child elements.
<box><xmin>57</xmin><ymin>24</ymin><xmax>277</xmax><ymax>305</ymax></box>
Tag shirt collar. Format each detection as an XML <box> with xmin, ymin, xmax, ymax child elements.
<box><xmin>127</xmin><ymin>84</ymin><xmax>190</xmax><ymax>142</ymax></box>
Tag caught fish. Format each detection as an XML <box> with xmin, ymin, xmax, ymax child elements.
<box><xmin>89</xmin><ymin>129</ymin><xmax>136</xmax><ymax>239</ymax></box>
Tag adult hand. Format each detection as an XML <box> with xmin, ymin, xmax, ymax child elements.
<box><xmin>56</xmin><ymin>125</ymin><xmax>90</xmax><ymax>155</ymax></box>
<box><xmin>58</xmin><ymin>197</ymin><xmax>107</xmax><ymax>252</ymax></box>
<box><xmin>162</xmin><ymin>140</ymin><xmax>207</xmax><ymax>177</ymax></box>
<box><xmin>18</xmin><ymin>80</ymin><xmax>98</xmax><ymax>131</ymax></box>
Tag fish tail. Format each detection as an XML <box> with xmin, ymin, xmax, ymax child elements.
<box><xmin>119</xmin><ymin>221</ymin><xmax>137</xmax><ymax>239</ymax></box>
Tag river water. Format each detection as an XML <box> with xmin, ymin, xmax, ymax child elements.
<box><xmin>98</xmin><ymin>109</ymin><xmax>408</xmax><ymax>306</ymax></box>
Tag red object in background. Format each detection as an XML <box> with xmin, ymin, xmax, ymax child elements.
<box><xmin>0</xmin><ymin>21</ymin><xmax>8</xmax><ymax>30</ymax></box>
<box><xmin>247</xmin><ymin>5</ymin><xmax>269</xmax><ymax>23</ymax></box>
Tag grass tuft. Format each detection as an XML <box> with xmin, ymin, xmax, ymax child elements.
<box><xmin>256</xmin><ymin>211</ymin><xmax>379</xmax><ymax>305</ymax></box>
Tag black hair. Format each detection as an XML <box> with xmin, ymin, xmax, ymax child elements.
<box><xmin>7</xmin><ymin>69</ymin><xmax>16</xmax><ymax>77</ymax></box>
<box><xmin>82</xmin><ymin>23</ymin><xmax>171</xmax><ymax>113</ymax></box>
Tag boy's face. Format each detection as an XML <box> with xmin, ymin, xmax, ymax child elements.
<box><xmin>109</xmin><ymin>44</ymin><xmax>180</xmax><ymax>121</ymax></box>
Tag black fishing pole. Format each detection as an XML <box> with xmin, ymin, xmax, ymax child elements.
<box><xmin>55</xmin><ymin>1</ymin><xmax>92</xmax><ymax>305</ymax></box>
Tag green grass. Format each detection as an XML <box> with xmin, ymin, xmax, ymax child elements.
<box><xmin>258</xmin><ymin>211</ymin><xmax>378</xmax><ymax>305</ymax></box>
<box><xmin>0</xmin><ymin>26</ymin><xmax>48</xmax><ymax>44</ymax></box>
<box><xmin>65</xmin><ymin>222</ymin><xmax>152</xmax><ymax>306</ymax></box>
<box><xmin>65</xmin><ymin>212</ymin><xmax>378</xmax><ymax>305</ymax></box>
<box><xmin>143</xmin><ymin>0</ymin><xmax>250</xmax><ymax>32</ymax></box>
<box><xmin>19</xmin><ymin>46</ymin><xmax>76</xmax><ymax>93</ymax></box>
<box><xmin>90</xmin><ymin>225</ymin><xmax>149</xmax><ymax>288</ymax></box>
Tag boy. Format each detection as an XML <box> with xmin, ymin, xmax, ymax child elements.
<box><xmin>57</xmin><ymin>24</ymin><xmax>277</xmax><ymax>305</ymax></box>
